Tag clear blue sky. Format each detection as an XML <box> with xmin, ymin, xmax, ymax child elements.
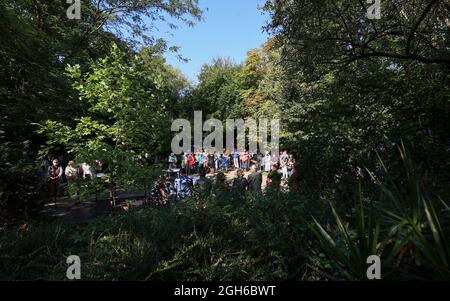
<box><xmin>153</xmin><ymin>0</ymin><xmax>270</xmax><ymax>83</ymax></box>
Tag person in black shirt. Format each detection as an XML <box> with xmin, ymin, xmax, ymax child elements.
<box><xmin>267</xmin><ymin>163</ymin><xmax>282</xmax><ymax>192</ymax></box>
<box><xmin>247</xmin><ymin>164</ymin><xmax>262</xmax><ymax>194</ymax></box>
<box><xmin>208</xmin><ymin>153</ymin><xmax>215</xmax><ymax>173</ymax></box>
<box><xmin>194</xmin><ymin>167</ymin><xmax>213</xmax><ymax>195</ymax></box>
<box><xmin>232</xmin><ymin>169</ymin><xmax>248</xmax><ymax>194</ymax></box>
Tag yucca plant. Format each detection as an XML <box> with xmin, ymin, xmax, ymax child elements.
<box><xmin>312</xmin><ymin>140</ymin><xmax>450</xmax><ymax>280</ymax></box>
<box><xmin>311</xmin><ymin>183</ymin><xmax>384</xmax><ymax>280</ymax></box>
<box><xmin>367</xmin><ymin>141</ymin><xmax>450</xmax><ymax>280</ymax></box>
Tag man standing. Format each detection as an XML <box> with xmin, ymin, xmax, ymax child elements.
<box><xmin>175</xmin><ymin>168</ymin><xmax>193</xmax><ymax>200</ymax></box>
<box><xmin>287</xmin><ymin>154</ymin><xmax>296</xmax><ymax>177</ymax></box>
<box><xmin>257</xmin><ymin>153</ymin><xmax>264</xmax><ymax>172</ymax></box>
<box><xmin>214</xmin><ymin>172</ymin><xmax>229</xmax><ymax>192</ymax></box>
<box><xmin>271</xmin><ymin>153</ymin><xmax>279</xmax><ymax>168</ymax></box>
<box><xmin>267</xmin><ymin>164</ymin><xmax>282</xmax><ymax>192</ymax></box>
<box><xmin>247</xmin><ymin>164</ymin><xmax>262</xmax><ymax>194</ymax></box>
<box><xmin>208</xmin><ymin>152</ymin><xmax>215</xmax><ymax>174</ymax></box>
<box><xmin>168</xmin><ymin>153</ymin><xmax>178</xmax><ymax>169</ymax></box>
<box><xmin>197</xmin><ymin>152</ymin><xmax>204</xmax><ymax>169</ymax></box>
<box><xmin>188</xmin><ymin>153</ymin><xmax>196</xmax><ymax>174</ymax></box>
<box><xmin>181</xmin><ymin>152</ymin><xmax>189</xmax><ymax>175</ymax></box>
<box><xmin>194</xmin><ymin>167</ymin><xmax>213</xmax><ymax>196</ymax></box>
<box><xmin>214</xmin><ymin>152</ymin><xmax>220</xmax><ymax>171</ymax></box>
<box><xmin>81</xmin><ymin>162</ymin><xmax>94</xmax><ymax>180</ymax></box>
<box><xmin>233</xmin><ymin>149</ymin><xmax>240</xmax><ymax>169</ymax></box>
<box><xmin>232</xmin><ymin>169</ymin><xmax>248</xmax><ymax>194</ymax></box>
<box><xmin>221</xmin><ymin>154</ymin><xmax>228</xmax><ymax>172</ymax></box>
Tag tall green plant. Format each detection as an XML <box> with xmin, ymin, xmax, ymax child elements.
<box><xmin>311</xmin><ymin>186</ymin><xmax>382</xmax><ymax>280</ymax></box>
<box><xmin>313</xmin><ymin>142</ymin><xmax>450</xmax><ymax>280</ymax></box>
<box><xmin>367</xmin><ymin>142</ymin><xmax>450</xmax><ymax>280</ymax></box>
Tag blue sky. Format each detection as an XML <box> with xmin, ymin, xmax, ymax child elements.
<box><xmin>153</xmin><ymin>0</ymin><xmax>270</xmax><ymax>83</ymax></box>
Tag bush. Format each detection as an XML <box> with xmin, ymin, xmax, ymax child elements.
<box><xmin>0</xmin><ymin>145</ymin><xmax>447</xmax><ymax>280</ymax></box>
<box><xmin>0</xmin><ymin>132</ymin><xmax>41</xmax><ymax>225</ymax></box>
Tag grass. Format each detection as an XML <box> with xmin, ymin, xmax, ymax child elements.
<box><xmin>0</xmin><ymin>191</ymin><xmax>324</xmax><ymax>281</ymax></box>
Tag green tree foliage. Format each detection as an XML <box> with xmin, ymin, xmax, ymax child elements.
<box><xmin>185</xmin><ymin>40</ymin><xmax>283</xmax><ymax>124</ymax></box>
<box><xmin>139</xmin><ymin>43</ymin><xmax>192</xmax><ymax>118</ymax></box>
<box><xmin>1</xmin><ymin>0</ymin><xmax>449</xmax><ymax>282</ymax></box>
<box><xmin>262</xmin><ymin>0</ymin><xmax>450</xmax><ymax>196</ymax></box>
<box><xmin>38</xmin><ymin>43</ymin><xmax>177</xmax><ymax>206</ymax></box>
<box><xmin>0</xmin><ymin>130</ymin><xmax>39</xmax><ymax>223</ymax></box>
<box><xmin>239</xmin><ymin>40</ymin><xmax>282</xmax><ymax>121</ymax></box>
<box><xmin>0</xmin><ymin>0</ymin><xmax>201</xmax><ymax>145</ymax></box>
<box><xmin>263</xmin><ymin>0</ymin><xmax>449</xmax><ymax>79</ymax></box>
<box><xmin>80</xmin><ymin>0</ymin><xmax>203</xmax><ymax>47</ymax></box>
<box><xmin>0</xmin><ymin>0</ymin><xmax>201</xmax><ymax>219</ymax></box>
<box><xmin>185</xmin><ymin>57</ymin><xmax>244</xmax><ymax>120</ymax></box>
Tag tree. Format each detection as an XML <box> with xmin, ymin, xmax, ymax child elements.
<box><xmin>263</xmin><ymin>0</ymin><xmax>450</xmax><ymax>80</ymax></box>
<box><xmin>38</xmin><ymin>44</ymin><xmax>172</xmax><ymax>207</ymax></box>
<box><xmin>262</xmin><ymin>0</ymin><xmax>450</xmax><ymax>196</ymax></box>
<box><xmin>187</xmin><ymin>58</ymin><xmax>244</xmax><ymax>121</ymax></box>
<box><xmin>238</xmin><ymin>40</ymin><xmax>282</xmax><ymax>121</ymax></box>
<box><xmin>1</xmin><ymin>0</ymin><xmax>201</xmax><ymax>216</ymax></box>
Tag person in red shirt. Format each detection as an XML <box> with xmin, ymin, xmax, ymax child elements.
<box><xmin>188</xmin><ymin>153</ymin><xmax>196</xmax><ymax>171</ymax></box>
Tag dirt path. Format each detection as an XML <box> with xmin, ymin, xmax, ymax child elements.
<box><xmin>40</xmin><ymin>169</ymin><xmax>271</xmax><ymax>223</ymax></box>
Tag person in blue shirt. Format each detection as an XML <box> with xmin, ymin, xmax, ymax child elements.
<box><xmin>233</xmin><ymin>149</ymin><xmax>240</xmax><ymax>169</ymax></box>
<box><xmin>198</xmin><ymin>153</ymin><xmax>204</xmax><ymax>167</ymax></box>
<box><xmin>174</xmin><ymin>169</ymin><xmax>193</xmax><ymax>200</ymax></box>
<box><xmin>221</xmin><ymin>154</ymin><xmax>228</xmax><ymax>172</ymax></box>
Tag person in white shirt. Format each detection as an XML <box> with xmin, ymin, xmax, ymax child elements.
<box><xmin>81</xmin><ymin>162</ymin><xmax>94</xmax><ymax>179</ymax></box>
<box><xmin>168</xmin><ymin>153</ymin><xmax>178</xmax><ymax>169</ymax></box>
<box><xmin>264</xmin><ymin>152</ymin><xmax>271</xmax><ymax>172</ymax></box>
<box><xmin>280</xmin><ymin>150</ymin><xmax>290</xmax><ymax>179</ymax></box>
<box><xmin>65</xmin><ymin>161</ymin><xmax>79</xmax><ymax>180</ymax></box>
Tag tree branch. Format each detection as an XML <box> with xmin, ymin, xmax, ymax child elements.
<box><xmin>406</xmin><ymin>0</ymin><xmax>438</xmax><ymax>55</ymax></box>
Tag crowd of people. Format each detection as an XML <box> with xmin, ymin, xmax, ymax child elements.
<box><xmin>169</xmin><ymin>149</ymin><xmax>297</xmax><ymax>178</ymax></box>
<box><xmin>164</xmin><ymin>149</ymin><xmax>302</xmax><ymax>202</ymax></box>
<box><xmin>40</xmin><ymin>149</ymin><xmax>301</xmax><ymax>205</ymax></box>
<box><xmin>40</xmin><ymin>153</ymin><xmax>101</xmax><ymax>202</ymax></box>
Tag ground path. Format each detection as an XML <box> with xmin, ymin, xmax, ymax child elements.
<box><xmin>40</xmin><ymin>169</ymin><xmax>272</xmax><ymax>223</ymax></box>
